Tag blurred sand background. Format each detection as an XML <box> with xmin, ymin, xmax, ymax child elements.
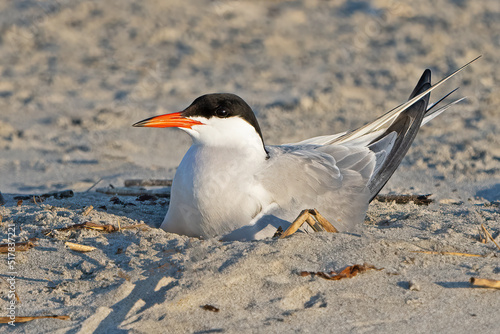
<box><xmin>0</xmin><ymin>0</ymin><xmax>499</xmax><ymax>333</ymax></box>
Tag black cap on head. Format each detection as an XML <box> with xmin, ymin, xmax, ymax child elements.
<box><xmin>182</xmin><ymin>93</ymin><xmax>265</xmax><ymax>144</ymax></box>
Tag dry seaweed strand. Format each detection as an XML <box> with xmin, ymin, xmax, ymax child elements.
<box><xmin>0</xmin><ymin>315</ymin><xmax>70</xmax><ymax>324</ymax></box>
<box><xmin>375</xmin><ymin>194</ymin><xmax>433</xmax><ymax>205</ymax></box>
<box><xmin>300</xmin><ymin>263</ymin><xmax>382</xmax><ymax>280</ymax></box>
<box><xmin>411</xmin><ymin>250</ymin><xmax>484</xmax><ymax>257</ymax></box>
<box><xmin>480</xmin><ymin>224</ymin><xmax>500</xmax><ymax>251</ymax></box>
<box><xmin>45</xmin><ymin>222</ymin><xmax>147</xmax><ymax>236</ymax></box>
<box><xmin>470</xmin><ymin>277</ymin><xmax>500</xmax><ymax>289</ymax></box>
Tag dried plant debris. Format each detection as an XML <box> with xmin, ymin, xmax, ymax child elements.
<box><xmin>97</xmin><ymin>187</ymin><xmax>170</xmax><ymax>198</ymax></box>
<box><xmin>82</xmin><ymin>205</ymin><xmax>94</xmax><ymax>216</ymax></box>
<box><xmin>136</xmin><ymin>194</ymin><xmax>158</xmax><ymax>202</ymax></box>
<box><xmin>438</xmin><ymin>198</ymin><xmax>463</xmax><ymax>205</ymax></box>
<box><xmin>65</xmin><ymin>242</ymin><xmax>96</xmax><ymax>252</ymax></box>
<box><xmin>375</xmin><ymin>194</ymin><xmax>433</xmax><ymax>205</ymax></box>
<box><xmin>45</xmin><ymin>222</ymin><xmax>147</xmax><ymax>235</ymax></box>
<box><xmin>0</xmin><ymin>240</ymin><xmax>36</xmax><ymax>253</ymax></box>
<box><xmin>470</xmin><ymin>277</ymin><xmax>500</xmax><ymax>289</ymax></box>
<box><xmin>108</xmin><ymin>196</ymin><xmax>136</xmax><ymax>206</ymax></box>
<box><xmin>0</xmin><ymin>191</ymin><xmax>5</xmax><ymax>205</ymax></box>
<box><xmin>201</xmin><ymin>305</ymin><xmax>220</xmax><ymax>312</ymax></box>
<box><xmin>300</xmin><ymin>263</ymin><xmax>382</xmax><ymax>281</ymax></box>
<box><xmin>124</xmin><ymin>179</ymin><xmax>173</xmax><ymax>187</ymax></box>
<box><xmin>0</xmin><ymin>315</ymin><xmax>70</xmax><ymax>324</ymax></box>
<box><xmin>13</xmin><ymin>190</ymin><xmax>74</xmax><ymax>201</ymax></box>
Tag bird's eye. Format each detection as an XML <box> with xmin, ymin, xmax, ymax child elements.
<box><xmin>215</xmin><ymin>109</ymin><xmax>229</xmax><ymax>118</ymax></box>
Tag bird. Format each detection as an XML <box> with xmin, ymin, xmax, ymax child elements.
<box><xmin>133</xmin><ymin>57</ymin><xmax>479</xmax><ymax>241</ymax></box>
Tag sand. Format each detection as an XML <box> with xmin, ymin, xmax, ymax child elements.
<box><xmin>0</xmin><ymin>0</ymin><xmax>499</xmax><ymax>333</ymax></box>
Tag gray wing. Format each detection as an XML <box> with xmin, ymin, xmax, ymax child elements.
<box><xmin>254</xmin><ymin>144</ymin><xmax>376</xmax><ymax>232</ymax></box>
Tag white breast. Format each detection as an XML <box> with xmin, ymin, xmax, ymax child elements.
<box><xmin>160</xmin><ymin>116</ymin><xmax>270</xmax><ymax>238</ymax></box>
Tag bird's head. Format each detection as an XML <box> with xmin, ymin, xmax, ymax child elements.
<box><xmin>133</xmin><ymin>94</ymin><xmax>266</xmax><ymax>152</ymax></box>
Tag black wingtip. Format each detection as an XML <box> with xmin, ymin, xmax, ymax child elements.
<box><xmin>368</xmin><ymin>69</ymin><xmax>432</xmax><ymax>201</ymax></box>
<box><xmin>408</xmin><ymin>69</ymin><xmax>432</xmax><ymax>100</ymax></box>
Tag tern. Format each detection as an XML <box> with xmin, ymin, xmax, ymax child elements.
<box><xmin>133</xmin><ymin>57</ymin><xmax>479</xmax><ymax>241</ymax></box>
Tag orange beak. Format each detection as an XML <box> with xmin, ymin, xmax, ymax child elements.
<box><xmin>132</xmin><ymin>112</ymin><xmax>203</xmax><ymax>129</ymax></box>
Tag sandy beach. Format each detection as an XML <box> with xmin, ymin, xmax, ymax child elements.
<box><xmin>0</xmin><ymin>0</ymin><xmax>499</xmax><ymax>333</ymax></box>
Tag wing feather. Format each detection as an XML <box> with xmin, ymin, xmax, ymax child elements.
<box><xmin>254</xmin><ymin>145</ymin><xmax>375</xmax><ymax>232</ymax></box>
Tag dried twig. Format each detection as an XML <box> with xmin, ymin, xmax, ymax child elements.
<box><xmin>65</xmin><ymin>242</ymin><xmax>96</xmax><ymax>252</ymax></box>
<box><xmin>56</xmin><ymin>222</ymin><xmax>118</xmax><ymax>233</ymax></box>
<box><xmin>375</xmin><ymin>194</ymin><xmax>433</xmax><ymax>205</ymax></box>
<box><xmin>470</xmin><ymin>277</ymin><xmax>500</xmax><ymax>289</ymax></box>
<box><xmin>411</xmin><ymin>250</ymin><xmax>484</xmax><ymax>257</ymax></box>
<box><xmin>481</xmin><ymin>224</ymin><xmax>500</xmax><ymax>251</ymax></box>
<box><xmin>82</xmin><ymin>206</ymin><xmax>94</xmax><ymax>216</ymax></box>
<box><xmin>46</xmin><ymin>222</ymin><xmax>147</xmax><ymax>235</ymax></box>
<box><xmin>0</xmin><ymin>315</ymin><xmax>70</xmax><ymax>324</ymax></box>
<box><xmin>0</xmin><ymin>241</ymin><xmax>35</xmax><ymax>253</ymax></box>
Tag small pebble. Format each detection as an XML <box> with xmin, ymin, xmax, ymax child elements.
<box><xmin>409</xmin><ymin>280</ymin><xmax>420</xmax><ymax>291</ymax></box>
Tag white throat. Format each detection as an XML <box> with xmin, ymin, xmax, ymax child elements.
<box><xmin>181</xmin><ymin>116</ymin><xmax>267</xmax><ymax>158</ymax></box>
